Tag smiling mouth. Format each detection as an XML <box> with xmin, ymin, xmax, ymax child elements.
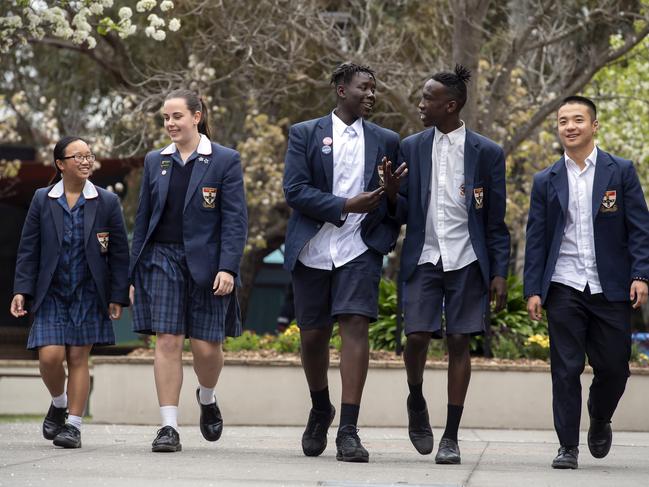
<box><xmin>362</xmin><ymin>102</ymin><xmax>374</xmax><ymax>111</ymax></box>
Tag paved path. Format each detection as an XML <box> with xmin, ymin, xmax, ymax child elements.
<box><xmin>1</xmin><ymin>423</ymin><xmax>648</xmax><ymax>486</ymax></box>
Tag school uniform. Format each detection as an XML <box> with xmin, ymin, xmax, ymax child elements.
<box><xmin>283</xmin><ymin>112</ymin><xmax>400</xmax><ymax>328</ymax></box>
<box><xmin>394</xmin><ymin>125</ymin><xmax>510</xmax><ymax>337</ymax></box>
<box><xmin>13</xmin><ymin>180</ymin><xmax>130</xmax><ymax>349</ymax></box>
<box><xmin>130</xmin><ymin>134</ymin><xmax>247</xmax><ymax>342</ymax></box>
<box><xmin>524</xmin><ymin>147</ymin><xmax>649</xmax><ymax>448</ymax></box>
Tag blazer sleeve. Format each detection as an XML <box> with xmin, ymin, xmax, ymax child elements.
<box><xmin>107</xmin><ymin>195</ymin><xmax>130</xmax><ymax>306</ymax></box>
<box><xmin>13</xmin><ymin>191</ymin><xmax>42</xmax><ymax>298</ymax></box>
<box><xmin>391</xmin><ymin>144</ymin><xmax>410</xmax><ymax>225</ymax></box>
<box><xmin>283</xmin><ymin>124</ymin><xmax>347</xmax><ymax>225</ymax></box>
<box><xmin>622</xmin><ymin>161</ymin><xmax>649</xmax><ymax>281</ymax></box>
<box><xmin>486</xmin><ymin>147</ymin><xmax>511</xmax><ymax>278</ymax></box>
<box><xmin>523</xmin><ymin>173</ymin><xmax>547</xmax><ymax>297</ymax></box>
<box><xmin>218</xmin><ymin>152</ymin><xmax>248</xmax><ymax>276</ymax></box>
<box><xmin>129</xmin><ymin>155</ymin><xmax>152</xmax><ymax>280</ymax></box>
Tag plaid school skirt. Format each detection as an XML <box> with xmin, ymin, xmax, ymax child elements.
<box><xmin>132</xmin><ymin>242</ymin><xmax>241</xmax><ymax>342</ymax></box>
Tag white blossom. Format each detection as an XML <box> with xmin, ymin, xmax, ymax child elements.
<box><xmin>148</xmin><ymin>14</ymin><xmax>165</xmax><ymax>28</ymax></box>
<box><xmin>101</xmin><ymin>0</ymin><xmax>114</xmax><ymax>7</ymax></box>
<box><xmin>152</xmin><ymin>30</ymin><xmax>166</xmax><ymax>41</ymax></box>
<box><xmin>89</xmin><ymin>3</ymin><xmax>104</xmax><ymax>15</ymax></box>
<box><xmin>160</xmin><ymin>1</ymin><xmax>175</xmax><ymax>12</ymax></box>
<box><xmin>136</xmin><ymin>0</ymin><xmax>157</xmax><ymax>13</ymax></box>
<box><xmin>168</xmin><ymin>18</ymin><xmax>181</xmax><ymax>31</ymax></box>
<box><xmin>144</xmin><ymin>25</ymin><xmax>156</xmax><ymax>37</ymax></box>
<box><xmin>118</xmin><ymin>7</ymin><xmax>133</xmax><ymax>20</ymax></box>
<box><xmin>86</xmin><ymin>36</ymin><xmax>97</xmax><ymax>49</ymax></box>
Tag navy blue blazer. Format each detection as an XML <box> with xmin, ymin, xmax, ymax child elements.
<box><xmin>130</xmin><ymin>138</ymin><xmax>248</xmax><ymax>288</ymax></box>
<box><xmin>283</xmin><ymin>114</ymin><xmax>400</xmax><ymax>271</ymax></box>
<box><xmin>524</xmin><ymin>150</ymin><xmax>649</xmax><ymax>303</ymax></box>
<box><xmin>395</xmin><ymin>128</ymin><xmax>510</xmax><ymax>288</ymax></box>
<box><xmin>13</xmin><ymin>182</ymin><xmax>130</xmax><ymax>313</ymax></box>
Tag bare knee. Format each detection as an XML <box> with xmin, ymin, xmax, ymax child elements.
<box><xmin>446</xmin><ymin>334</ymin><xmax>470</xmax><ymax>360</ymax></box>
<box><xmin>406</xmin><ymin>332</ymin><xmax>431</xmax><ymax>353</ymax></box>
<box><xmin>66</xmin><ymin>347</ymin><xmax>91</xmax><ymax>369</ymax></box>
<box><xmin>39</xmin><ymin>349</ymin><xmax>65</xmax><ymax>371</ymax></box>
<box><xmin>156</xmin><ymin>334</ymin><xmax>184</xmax><ymax>356</ymax></box>
<box><xmin>339</xmin><ymin>315</ymin><xmax>369</xmax><ymax>342</ymax></box>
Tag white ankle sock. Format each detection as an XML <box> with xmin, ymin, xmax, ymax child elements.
<box><xmin>52</xmin><ymin>392</ymin><xmax>67</xmax><ymax>409</ymax></box>
<box><xmin>67</xmin><ymin>415</ymin><xmax>82</xmax><ymax>430</ymax></box>
<box><xmin>198</xmin><ymin>384</ymin><xmax>216</xmax><ymax>405</ymax></box>
<box><xmin>160</xmin><ymin>406</ymin><xmax>178</xmax><ymax>429</ymax></box>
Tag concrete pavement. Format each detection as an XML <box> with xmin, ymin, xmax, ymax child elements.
<box><xmin>1</xmin><ymin>423</ymin><xmax>649</xmax><ymax>486</ymax></box>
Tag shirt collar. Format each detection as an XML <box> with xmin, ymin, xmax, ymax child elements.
<box><xmin>434</xmin><ymin>121</ymin><xmax>466</xmax><ymax>145</ymax></box>
<box><xmin>331</xmin><ymin>111</ymin><xmax>363</xmax><ymax>138</ymax></box>
<box><xmin>160</xmin><ymin>134</ymin><xmax>213</xmax><ymax>156</ymax></box>
<box><xmin>48</xmin><ymin>179</ymin><xmax>98</xmax><ymax>199</ymax></box>
<box><xmin>564</xmin><ymin>145</ymin><xmax>598</xmax><ymax>169</ymax></box>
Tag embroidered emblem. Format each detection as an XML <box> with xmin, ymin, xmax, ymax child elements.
<box><xmin>601</xmin><ymin>190</ymin><xmax>617</xmax><ymax>212</ymax></box>
<box><xmin>161</xmin><ymin>160</ymin><xmax>171</xmax><ymax>176</ymax></box>
<box><xmin>202</xmin><ymin>187</ymin><xmax>217</xmax><ymax>208</ymax></box>
<box><xmin>96</xmin><ymin>232</ymin><xmax>109</xmax><ymax>254</ymax></box>
<box><xmin>473</xmin><ymin>187</ymin><xmax>484</xmax><ymax>209</ymax></box>
<box><xmin>459</xmin><ymin>184</ymin><xmax>465</xmax><ymax>197</ymax></box>
<box><xmin>322</xmin><ymin>137</ymin><xmax>333</xmax><ymax>146</ymax></box>
<box><xmin>321</xmin><ymin>145</ymin><xmax>332</xmax><ymax>155</ymax></box>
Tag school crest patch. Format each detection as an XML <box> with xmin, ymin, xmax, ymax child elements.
<box><xmin>96</xmin><ymin>232</ymin><xmax>109</xmax><ymax>254</ymax></box>
<box><xmin>473</xmin><ymin>187</ymin><xmax>484</xmax><ymax>209</ymax></box>
<box><xmin>202</xmin><ymin>187</ymin><xmax>217</xmax><ymax>208</ymax></box>
<box><xmin>600</xmin><ymin>190</ymin><xmax>617</xmax><ymax>212</ymax></box>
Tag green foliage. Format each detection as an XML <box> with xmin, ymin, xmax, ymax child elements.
<box><xmin>368</xmin><ymin>279</ymin><xmax>404</xmax><ymax>351</ymax></box>
<box><xmin>427</xmin><ymin>339</ymin><xmax>446</xmax><ymax>360</ymax></box>
<box><xmin>492</xmin><ymin>335</ymin><xmax>523</xmax><ymax>360</ymax></box>
<box><xmin>223</xmin><ymin>331</ymin><xmax>262</xmax><ymax>352</ymax></box>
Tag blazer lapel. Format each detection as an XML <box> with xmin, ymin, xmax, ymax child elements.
<box><xmin>84</xmin><ymin>197</ymin><xmax>98</xmax><ymax>246</ymax></box>
<box><xmin>184</xmin><ymin>156</ymin><xmax>210</xmax><ymax>211</ymax></box>
<box><xmin>591</xmin><ymin>150</ymin><xmax>614</xmax><ymax>219</ymax></box>
<box><xmin>550</xmin><ymin>158</ymin><xmax>569</xmax><ymax>215</ymax></box>
<box><xmin>158</xmin><ymin>160</ymin><xmax>173</xmax><ymax>210</ymax></box>
<box><xmin>363</xmin><ymin>122</ymin><xmax>379</xmax><ymax>190</ymax></box>
<box><xmin>463</xmin><ymin>130</ymin><xmax>478</xmax><ymax>207</ymax></box>
<box><xmin>315</xmin><ymin>116</ymin><xmax>334</xmax><ymax>191</ymax></box>
<box><xmin>48</xmin><ymin>198</ymin><xmax>64</xmax><ymax>245</ymax></box>
<box><xmin>419</xmin><ymin>129</ymin><xmax>434</xmax><ymax>212</ymax></box>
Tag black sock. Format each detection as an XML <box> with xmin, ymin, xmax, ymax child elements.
<box><xmin>407</xmin><ymin>381</ymin><xmax>426</xmax><ymax>411</ymax></box>
<box><xmin>310</xmin><ymin>387</ymin><xmax>331</xmax><ymax>412</ymax></box>
<box><xmin>338</xmin><ymin>403</ymin><xmax>360</xmax><ymax>432</ymax></box>
<box><xmin>442</xmin><ymin>404</ymin><xmax>464</xmax><ymax>442</ymax></box>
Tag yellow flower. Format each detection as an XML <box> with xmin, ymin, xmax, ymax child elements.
<box><xmin>283</xmin><ymin>324</ymin><xmax>300</xmax><ymax>336</ymax></box>
<box><xmin>525</xmin><ymin>334</ymin><xmax>550</xmax><ymax>348</ymax></box>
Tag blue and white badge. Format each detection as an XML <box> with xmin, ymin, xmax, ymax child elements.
<box><xmin>321</xmin><ymin>145</ymin><xmax>332</xmax><ymax>155</ymax></box>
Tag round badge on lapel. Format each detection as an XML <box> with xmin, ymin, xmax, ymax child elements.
<box><xmin>321</xmin><ymin>145</ymin><xmax>332</xmax><ymax>155</ymax></box>
<box><xmin>322</xmin><ymin>137</ymin><xmax>333</xmax><ymax>146</ymax></box>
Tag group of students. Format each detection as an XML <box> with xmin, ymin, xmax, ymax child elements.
<box><xmin>10</xmin><ymin>63</ymin><xmax>649</xmax><ymax>470</ymax></box>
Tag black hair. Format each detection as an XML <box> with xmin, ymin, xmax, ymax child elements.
<box><xmin>49</xmin><ymin>135</ymin><xmax>86</xmax><ymax>185</ymax></box>
<box><xmin>431</xmin><ymin>64</ymin><xmax>472</xmax><ymax>111</ymax></box>
<box><xmin>330</xmin><ymin>62</ymin><xmax>375</xmax><ymax>88</ymax></box>
<box><xmin>559</xmin><ymin>95</ymin><xmax>597</xmax><ymax>121</ymax></box>
<box><xmin>165</xmin><ymin>89</ymin><xmax>211</xmax><ymax>139</ymax></box>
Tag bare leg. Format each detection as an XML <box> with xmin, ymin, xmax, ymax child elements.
<box><xmin>154</xmin><ymin>333</ymin><xmax>185</xmax><ymax>406</ymax></box>
<box><xmin>65</xmin><ymin>345</ymin><xmax>93</xmax><ymax>417</ymax></box>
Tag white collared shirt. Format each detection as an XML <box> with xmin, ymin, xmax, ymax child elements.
<box><xmin>551</xmin><ymin>146</ymin><xmax>602</xmax><ymax>293</ymax></box>
<box><xmin>418</xmin><ymin>123</ymin><xmax>477</xmax><ymax>270</ymax></box>
<box><xmin>48</xmin><ymin>179</ymin><xmax>98</xmax><ymax>199</ymax></box>
<box><xmin>160</xmin><ymin>133</ymin><xmax>212</xmax><ymax>164</ymax></box>
<box><xmin>298</xmin><ymin>112</ymin><xmax>368</xmax><ymax>270</ymax></box>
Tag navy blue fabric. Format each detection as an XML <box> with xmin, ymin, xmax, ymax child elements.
<box><xmin>152</xmin><ymin>159</ymin><xmax>195</xmax><ymax>243</ymax></box>
<box><xmin>130</xmin><ymin>142</ymin><xmax>248</xmax><ymax>286</ymax></box>
<box><xmin>403</xmin><ymin>261</ymin><xmax>487</xmax><ymax>338</ymax></box>
<box><xmin>14</xmin><ymin>185</ymin><xmax>130</xmax><ymax>315</ymax></box>
<box><xmin>524</xmin><ymin>150</ymin><xmax>649</xmax><ymax>303</ymax></box>
<box><xmin>282</xmin><ymin>115</ymin><xmax>400</xmax><ymax>272</ymax></box>
<box><xmin>394</xmin><ymin>128</ymin><xmax>510</xmax><ymax>289</ymax></box>
<box><xmin>291</xmin><ymin>250</ymin><xmax>383</xmax><ymax>329</ymax></box>
<box><xmin>28</xmin><ymin>194</ymin><xmax>114</xmax><ymax>349</ymax></box>
<box><xmin>133</xmin><ymin>243</ymin><xmax>240</xmax><ymax>342</ymax></box>
<box><xmin>545</xmin><ymin>283</ymin><xmax>631</xmax><ymax>446</ymax></box>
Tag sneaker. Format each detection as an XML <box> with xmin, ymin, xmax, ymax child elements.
<box><xmin>151</xmin><ymin>425</ymin><xmax>182</xmax><ymax>453</ymax></box>
<box><xmin>302</xmin><ymin>405</ymin><xmax>335</xmax><ymax>457</ymax></box>
<box><xmin>53</xmin><ymin>424</ymin><xmax>81</xmax><ymax>449</ymax></box>
<box><xmin>435</xmin><ymin>437</ymin><xmax>461</xmax><ymax>464</ymax></box>
<box><xmin>196</xmin><ymin>388</ymin><xmax>223</xmax><ymax>442</ymax></box>
<box><xmin>551</xmin><ymin>446</ymin><xmax>579</xmax><ymax>469</ymax></box>
<box><xmin>43</xmin><ymin>403</ymin><xmax>67</xmax><ymax>440</ymax></box>
<box><xmin>335</xmin><ymin>425</ymin><xmax>369</xmax><ymax>463</ymax></box>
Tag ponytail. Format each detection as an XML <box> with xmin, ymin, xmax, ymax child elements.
<box><xmin>165</xmin><ymin>89</ymin><xmax>211</xmax><ymax>139</ymax></box>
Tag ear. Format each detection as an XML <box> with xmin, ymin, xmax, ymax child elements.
<box><xmin>592</xmin><ymin>119</ymin><xmax>599</xmax><ymax>133</ymax></box>
<box><xmin>446</xmin><ymin>99</ymin><xmax>458</xmax><ymax>114</ymax></box>
<box><xmin>336</xmin><ymin>84</ymin><xmax>346</xmax><ymax>99</ymax></box>
<box><xmin>193</xmin><ymin>111</ymin><xmax>201</xmax><ymax>126</ymax></box>
<box><xmin>55</xmin><ymin>159</ymin><xmax>65</xmax><ymax>172</ymax></box>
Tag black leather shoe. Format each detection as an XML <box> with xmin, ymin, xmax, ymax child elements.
<box><xmin>196</xmin><ymin>388</ymin><xmax>223</xmax><ymax>442</ymax></box>
<box><xmin>552</xmin><ymin>446</ymin><xmax>579</xmax><ymax>469</ymax></box>
<box><xmin>407</xmin><ymin>396</ymin><xmax>433</xmax><ymax>455</ymax></box>
<box><xmin>43</xmin><ymin>403</ymin><xmax>67</xmax><ymax>440</ymax></box>
<box><xmin>335</xmin><ymin>425</ymin><xmax>369</xmax><ymax>463</ymax></box>
<box><xmin>588</xmin><ymin>418</ymin><xmax>612</xmax><ymax>459</ymax></box>
<box><xmin>435</xmin><ymin>437</ymin><xmax>461</xmax><ymax>464</ymax></box>
<box><xmin>302</xmin><ymin>405</ymin><xmax>335</xmax><ymax>457</ymax></box>
<box><xmin>151</xmin><ymin>426</ymin><xmax>182</xmax><ymax>452</ymax></box>
<box><xmin>53</xmin><ymin>424</ymin><xmax>81</xmax><ymax>449</ymax></box>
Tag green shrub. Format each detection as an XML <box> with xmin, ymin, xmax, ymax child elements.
<box><xmin>492</xmin><ymin>335</ymin><xmax>522</xmax><ymax>360</ymax></box>
<box><xmin>271</xmin><ymin>324</ymin><xmax>301</xmax><ymax>353</ymax></box>
<box><xmin>223</xmin><ymin>330</ymin><xmax>262</xmax><ymax>351</ymax></box>
<box><xmin>427</xmin><ymin>339</ymin><xmax>446</xmax><ymax>359</ymax></box>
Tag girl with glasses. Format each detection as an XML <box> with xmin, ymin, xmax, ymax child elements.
<box><xmin>10</xmin><ymin>136</ymin><xmax>130</xmax><ymax>448</ymax></box>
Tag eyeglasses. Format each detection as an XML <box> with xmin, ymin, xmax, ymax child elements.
<box><xmin>62</xmin><ymin>154</ymin><xmax>96</xmax><ymax>163</ymax></box>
